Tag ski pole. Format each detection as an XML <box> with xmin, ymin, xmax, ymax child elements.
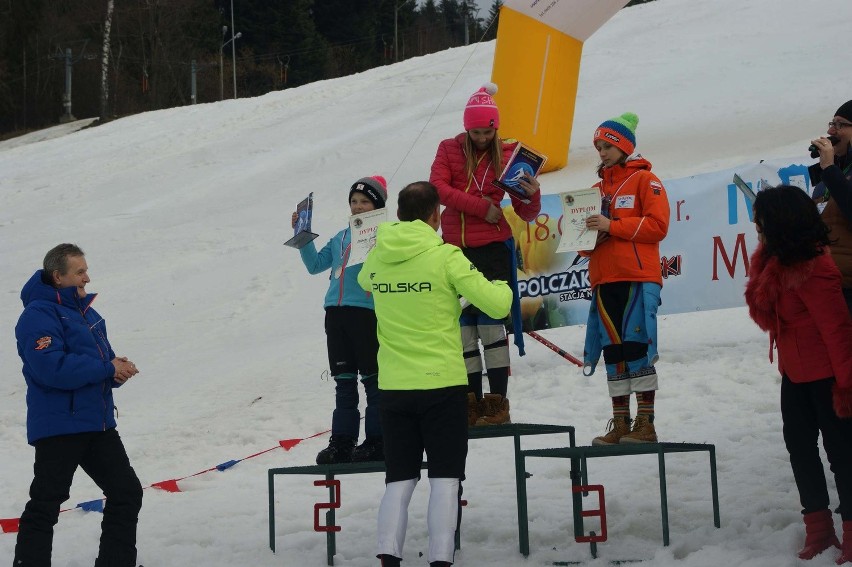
<box><xmin>525</xmin><ymin>331</ymin><xmax>583</xmax><ymax>367</ymax></box>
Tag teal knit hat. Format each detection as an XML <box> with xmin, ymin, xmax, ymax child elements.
<box><xmin>594</xmin><ymin>112</ymin><xmax>639</xmax><ymax>156</ymax></box>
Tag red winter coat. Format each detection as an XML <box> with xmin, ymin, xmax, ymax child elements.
<box><xmin>583</xmin><ymin>156</ymin><xmax>670</xmax><ymax>288</ymax></box>
<box><xmin>430</xmin><ymin>133</ymin><xmax>542</xmax><ymax>248</ymax></box>
<box><xmin>745</xmin><ymin>246</ymin><xmax>852</xmax><ymax>388</ymax></box>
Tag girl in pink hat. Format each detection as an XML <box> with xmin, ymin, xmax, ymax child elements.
<box><xmin>429</xmin><ymin>83</ymin><xmax>541</xmax><ymax>426</ymax></box>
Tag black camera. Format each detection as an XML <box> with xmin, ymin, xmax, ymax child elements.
<box><xmin>809</xmin><ymin>135</ymin><xmax>840</xmax><ymax>158</ymax></box>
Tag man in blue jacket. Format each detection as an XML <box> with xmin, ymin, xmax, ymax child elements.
<box><xmin>13</xmin><ymin>243</ymin><xmax>143</xmax><ymax>567</ymax></box>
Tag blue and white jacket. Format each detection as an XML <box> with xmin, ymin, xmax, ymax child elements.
<box><xmin>15</xmin><ymin>270</ymin><xmax>118</xmax><ymax>445</ymax></box>
<box><xmin>299</xmin><ymin>227</ymin><xmax>374</xmax><ymax>310</ymax></box>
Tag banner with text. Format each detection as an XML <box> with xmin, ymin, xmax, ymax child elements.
<box><xmin>502</xmin><ymin>157</ymin><xmax>813</xmax><ymax>330</ymax></box>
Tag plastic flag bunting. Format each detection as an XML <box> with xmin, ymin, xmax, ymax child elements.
<box><xmin>216</xmin><ymin>459</ymin><xmax>240</xmax><ymax>472</ymax></box>
<box><xmin>2</xmin><ymin>424</ymin><xmax>338</xmax><ymax>534</ymax></box>
<box><xmin>279</xmin><ymin>438</ymin><xmax>301</xmax><ymax>451</ymax></box>
<box><xmin>77</xmin><ymin>499</ymin><xmax>105</xmax><ymax>513</ymax></box>
<box><xmin>152</xmin><ymin>479</ymin><xmax>182</xmax><ymax>493</ymax></box>
<box><xmin>0</xmin><ymin>518</ymin><xmax>20</xmax><ymax>533</ymax></box>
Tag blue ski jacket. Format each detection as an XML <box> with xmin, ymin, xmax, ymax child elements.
<box><xmin>299</xmin><ymin>227</ymin><xmax>375</xmax><ymax>310</ymax></box>
<box><xmin>15</xmin><ymin>270</ymin><xmax>118</xmax><ymax>445</ymax></box>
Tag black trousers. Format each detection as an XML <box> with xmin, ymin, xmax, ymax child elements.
<box><xmin>380</xmin><ymin>386</ymin><xmax>468</xmax><ymax>483</ymax></box>
<box><xmin>781</xmin><ymin>375</ymin><xmax>852</xmax><ymax>520</ymax></box>
<box><xmin>324</xmin><ymin>306</ymin><xmax>379</xmax><ymax>377</ymax></box>
<box><xmin>598</xmin><ymin>281</ymin><xmax>648</xmax><ymax>366</ymax></box>
<box><xmin>14</xmin><ymin>428</ymin><xmax>143</xmax><ymax>567</ymax></box>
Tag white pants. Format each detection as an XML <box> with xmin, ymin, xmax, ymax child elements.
<box><xmin>376</xmin><ymin>477</ymin><xmax>459</xmax><ymax>563</ymax></box>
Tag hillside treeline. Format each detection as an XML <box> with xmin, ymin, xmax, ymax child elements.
<box><xmin>0</xmin><ymin>0</ymin><xmax>653</xmax><ymax>138</ymax></box>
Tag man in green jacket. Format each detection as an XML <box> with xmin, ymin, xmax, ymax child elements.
<box><xmin>358</xmin><ymin>181</ymin><xmax>512</xmax><ymax>567</ymax></box>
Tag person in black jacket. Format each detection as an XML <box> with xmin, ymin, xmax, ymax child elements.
<box><xmin>809</xmin><ymin>100</ymin><xmax>852</xmax><ymax>312</ymax></box>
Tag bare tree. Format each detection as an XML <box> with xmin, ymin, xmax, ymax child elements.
<box><xmin>100</xmin><ymin>0</ymin><xmax>115</xmax><ymax>122</ymax></box>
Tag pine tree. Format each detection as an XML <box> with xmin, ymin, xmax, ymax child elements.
<box><xmin>483</xmin><ymin>0</ymin><xmax>502</xmax><ymax>41</ymax></box>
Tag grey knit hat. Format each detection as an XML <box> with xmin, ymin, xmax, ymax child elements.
<box><xmin>349</xmin><ymin>176</ymin><xmax>387</xmax><ymax>209</ymax></box>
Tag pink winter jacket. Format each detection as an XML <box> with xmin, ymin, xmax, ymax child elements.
<box><xmin>430</xmin><ymin>133</ymin><xmax>542</xmax><ymax>248</ymax></box>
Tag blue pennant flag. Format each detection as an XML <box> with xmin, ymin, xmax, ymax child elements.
<box><xmin>216</xmin><ymin>459</ymin><xmax>240</xmax><ymax>471</ymax></box>
<box><xmin>77</xmin><ymin>499</ymin><xmax>104</xmax><ymax>513</ymax></box>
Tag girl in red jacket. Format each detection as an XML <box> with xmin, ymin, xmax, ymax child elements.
<box><xmin>582</xmin><ymin>112</ymin><xmax>670</xmax><ymax>445</ymax></box>
<box><xmin>745</xmin><ymin>185</ymin><xmax>852</xmax><ymax>564</ymax></box>
<box><xmin>430</xmin><ymin>83</ymin><xmax>541</xmax><ymax>425</ymax></box>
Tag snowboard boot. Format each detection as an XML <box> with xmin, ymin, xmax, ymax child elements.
<box><xmin>798</xmin><ymin>509</ymin><xmax>839</xmax><ymax>560</ymax></box>
<box><xmin>835</xmin><ymin>519</ymin><xmax>851</xmax><ymax>564</ymax></box>
<box><xmin>592</xmin><ymin>417</ymin><xmax>631</xmax><ymax>446</ymax></box>
<box><xmin>352</xmin><ymin>436</ymin><xmax>384</xmax><ymax>462</ymax></box>
<box><xmin>316</xmin><ymin>435</ymin><xmax>356</xmax><ymax>465</ymax></box>
<box><xmin>620</xmin><ymin>414</ymin><xmax>658</xmax><ymax>444</ymax></box>
<box><xmin>430</xmin><ymin>562</ymin><xmax>452</xmax><ymax>566</ymax></box>
<box><xmin>475</xmin><ymin>393</ymin><xmax>510</xmax><ymax>425</ymax></box>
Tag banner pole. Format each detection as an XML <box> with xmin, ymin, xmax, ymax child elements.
<box><xmin>525</xmin><ymin>331</ymin><xmax>582</xmax><ymax>367</ymax></box>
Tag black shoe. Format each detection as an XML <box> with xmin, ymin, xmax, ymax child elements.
<box><xmin>316</xmin><ymin>435</ymin><xmax>356</xmax><ymax>465</ymax></box>
<box><xmin>352</xmin><ymin>436</ymin><xmax>384</xmax><ymax>462</ymax></box>
<box><xmin>378</xmin><ymin>554</ymin><xmax>402</xmax><ymax>567</ymax></box>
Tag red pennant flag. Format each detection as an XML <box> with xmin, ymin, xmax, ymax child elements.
<box><xmin>152</xmin><ymin>479</ymin><xmax>181</xmax><ymax>493</ymax></box>
<box><xmin>279</xmin><ymin>438</ymin><xmax>301</xmax><ymax>451</ymax></box>
<box><xmin>0</xmin><ymin>518</ymin><xmax>20</xmax><ymax>533</ymax></box>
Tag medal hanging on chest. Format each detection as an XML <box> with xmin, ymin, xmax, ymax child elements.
<box><xmin>469</xmin><ymin>153</ymin><xmax>491</xmax><ymax>197</ymax></box>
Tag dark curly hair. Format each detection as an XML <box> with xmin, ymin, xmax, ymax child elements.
<box><xmin>752</xmin><ymin>185</ymin><xmax>832</xmax><ymax>265</ymax></box>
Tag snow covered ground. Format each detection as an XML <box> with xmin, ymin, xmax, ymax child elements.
<box><xmin>1</xmin><ymin>0</ymin><xmax>850</xmax><ymax>565</ymax></box>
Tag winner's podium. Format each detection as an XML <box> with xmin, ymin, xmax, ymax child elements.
<box><xmin>518</xmin><ymin>442</ymin><xmax>721</xmax><ymax>559</ymax></box>
<box><xmin>267</xmin><ymin>423</ymin><xmax>575</xmax><ymax>565</ymax></box>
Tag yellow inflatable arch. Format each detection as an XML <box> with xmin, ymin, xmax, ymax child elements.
<box><xmin>491</xmin><ymin>0</ymin><xmax>630</xmax><ymax>172</ymax></box>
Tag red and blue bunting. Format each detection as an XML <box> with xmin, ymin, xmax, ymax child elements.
<box><xmin>0</xmin><ymin>427</ymin><xmax>331</xmax><ymax>534</ymax></box>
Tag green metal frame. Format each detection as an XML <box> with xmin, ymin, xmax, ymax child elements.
<box><xmin>267</xmin><ymin>422</ymin><xmax>575</xmax><ymax>565</ymax></box>
<box><xmin>517</xmin><ymin>442</ymin><xmax>721</xmax><ymax>559</ymax></box>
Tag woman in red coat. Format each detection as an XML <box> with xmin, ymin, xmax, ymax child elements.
<box><xmin>745</xmin><ymin>184</ymin><xmax>852</xmax><ymax>564</ymax></box>
<box><xmin>430</xmin><ymin>83</ymin><xmax>541</xmax><ymax>425</ymax></box>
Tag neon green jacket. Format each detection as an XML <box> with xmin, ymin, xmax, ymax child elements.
<box><xmin>359</xmin><ymin>220</ymin><xmax>512</xmax><ymax>391</ymax></box>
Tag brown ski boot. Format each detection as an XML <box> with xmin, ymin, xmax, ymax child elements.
<box><xmin>475</xmin><ymin>393</ymin><xmax>510</xmax><ymax>425</ymax></box>
<box><xmin>592</xmin><ymin>417</ymin><xmax>631</xmax><ymax>446</ymax></box>
<box><xmin>620</xmin><ymin>414</ymin><xmax>658</xmax><ymax>443</ymax></box>
<box><xmin>467</xmin><ymin>393</ymin><xmax>483</xmax><ymax>427</ymax></box>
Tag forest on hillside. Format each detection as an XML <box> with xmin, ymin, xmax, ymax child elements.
<box><xmin>0</xmin><ymin>0</ymin><xmax>654</xmax><ymax>138</ymax></box>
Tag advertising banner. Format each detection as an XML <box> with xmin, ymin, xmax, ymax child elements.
<box><xmin>505</xmin><ymin>158</ymin><xmax>813</xmax><ymax>330</ymax></box>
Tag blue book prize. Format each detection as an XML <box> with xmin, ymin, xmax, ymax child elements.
<box><xmin>492</xmin><ymin>142</ymin><xmax>547</xmax><ymax>203</ymax></box>
<box><xmin>284</xmin><ymin>192</ymin><xmax>320</xmax><ymax>249</ymax></box>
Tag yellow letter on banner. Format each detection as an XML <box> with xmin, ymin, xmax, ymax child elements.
<box><xmin>491</xmin><ymin>0</ymin><xmax>630</xmax><ymax>172</ymax></box>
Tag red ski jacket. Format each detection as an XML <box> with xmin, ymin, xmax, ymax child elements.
<box><xmin>430</xmin><ymin>133</ymin><xmax>541</xmax><ymax>249</ymax></box>
<box><xmin>746</xmin><ymin>246</ymin><xmax>852</xmax><ymax>388</ymax></box>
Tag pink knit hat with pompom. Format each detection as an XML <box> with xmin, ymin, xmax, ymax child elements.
<box><xmin>463</xmin><ymin>83</ymin><xmax>499</xmax><ymax>130</ymax></box>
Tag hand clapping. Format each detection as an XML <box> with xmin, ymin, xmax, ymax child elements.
<box><xmin>112</xmin><ymin>356</ymin><xmax>139</xmax><ymax>384</ymax></box>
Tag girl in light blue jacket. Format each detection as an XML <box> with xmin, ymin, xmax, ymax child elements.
<box><xmin>291</xmin><ymin>175</ymin><xmax>387</xmax><ymax>464</ymax></box>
